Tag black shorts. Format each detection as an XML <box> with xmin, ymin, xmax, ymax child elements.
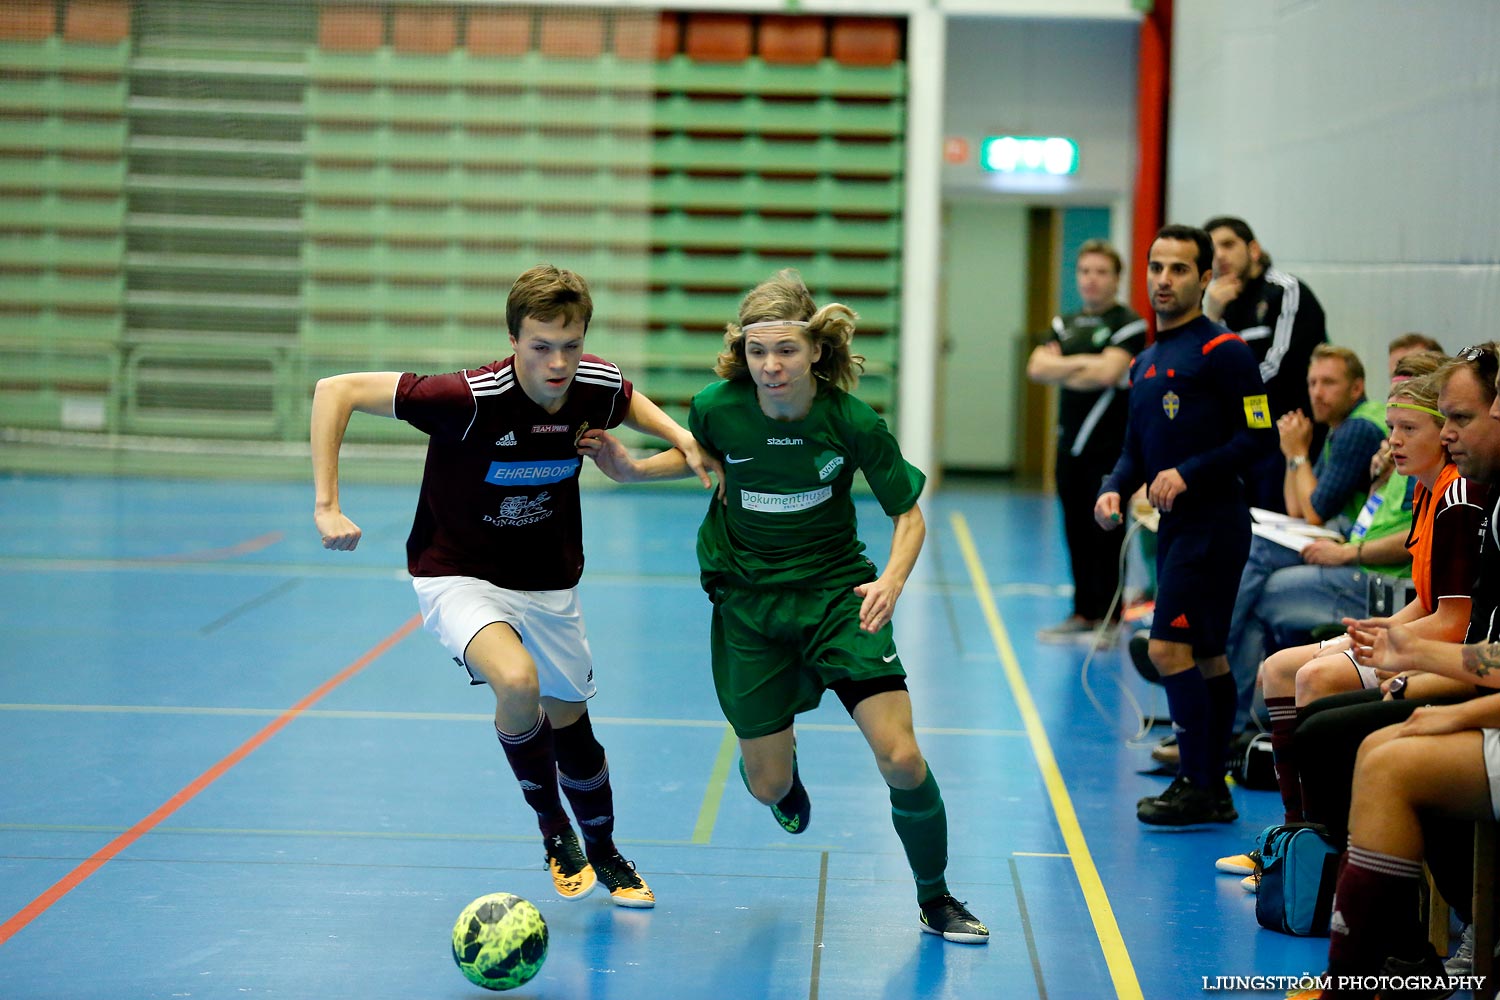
<box><xmin>1150</xmin><ymin>505</ymin><xmax>1250</xmax><ymax>659</ymax></box>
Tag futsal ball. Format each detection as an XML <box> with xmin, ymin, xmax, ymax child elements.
<box><xmin>451</xmin><ymin>892</ymin><xmax>548</xmax><ymax>991</ymax></box>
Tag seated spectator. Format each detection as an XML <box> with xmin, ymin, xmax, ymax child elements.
<box><xmin>1214</xmin><ymin>358</ymin><xmax>1484</xmax><ymax>882</ymax></box>
<box><xmin>1388</xmin><ymin>332</ymin><xmax>1445</xmax><ymax>378</ymax></box>
<box><xmin>1222</xmin><ymin>345</ymin><xmax>1396</xmax><ymax>734</ymax></box>
<box><xmin>1281</xmin><ymin>346</ymin><xmax>1390</xmax><ymax>525</ymax></box>
<box><xmin>1287</xmin><ymin>347</ymin><xmax>1500</xmax><ymax>847</ymax></box>
<box><xmin>1304</xmin><ymin>638</ymin><xmax>1500</xmax><ymax>997</ymax></box>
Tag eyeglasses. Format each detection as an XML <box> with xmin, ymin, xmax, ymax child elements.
<box><xmin>1456</xmin><ymin>343</ymin><xmax>1500</xmax><ymax>385</ymax></box>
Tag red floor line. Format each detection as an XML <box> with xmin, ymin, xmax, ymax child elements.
<box><xmin>0</xmin><ymin>613</ymin><xmax>422</xmax><ymax>947</ymax></box>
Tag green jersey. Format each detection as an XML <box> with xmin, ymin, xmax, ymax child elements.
<box><xmin>689</xmin><ymin>378</ymin><xmax>926</xmax><ymax>591</ymax></box>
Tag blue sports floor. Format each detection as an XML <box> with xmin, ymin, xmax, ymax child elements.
<box><xmin>0</xmin><ymin>474</ymin><xmax>1332</xmax><ymax>999</ymax></box>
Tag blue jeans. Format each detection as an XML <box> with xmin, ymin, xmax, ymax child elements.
<box><xmin>1226</xmin><ymin>535</ymin><xmax>1371</xmax><ymax>730</ymax></box>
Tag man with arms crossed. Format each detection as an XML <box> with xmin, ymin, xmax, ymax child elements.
<box><xmin>1027</xmin><ymin>239</ymin><xmax>1147</xmax><ymax>644</ymax></box>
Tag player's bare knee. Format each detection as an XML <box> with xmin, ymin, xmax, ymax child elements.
<box><xmin>874</xmin><ymin>742</ymin><xmax>925</xmax><ymax>788</ymax></box>
<box><xmin>1353</xmin><ymin>727</ymin><xmax>1406</xmax><ymax>783</ymax></box>
<box><xmin>1262</xmin><ymin>648</ymin><xmax>1301</xmax><ymax>693</ymax></box>
<box><xmin>1147</xmin><ymin>639</ymin><xmax>1194</xmax><ymax>676</ymax></box>
<box><xmin>745</xmin><ymin>768</ymin><xmax>792</xmax><ymax>805</ymax></box>
<box><xmin>1294</xmin><ymin>662</ymin><xmax>1340</xmax><ymax>704</ymax></box>
<box><xmin>484</xmin><ymin>664</ymin><xmax>540</xmax><ymax>702</ymax></box>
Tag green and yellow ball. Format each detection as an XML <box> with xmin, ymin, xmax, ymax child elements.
<box><xmin>451</xmin><ymin>892</ymin><xmax>548</xmax><ymax>991</ymax></box>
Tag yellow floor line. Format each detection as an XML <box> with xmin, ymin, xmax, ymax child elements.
<box><xmin>950</xmin><ymin>511</ymin><xmax>1143</xmax><ymax>1000</ymax></box>
<box><xmin>692</xmin><ymin>724</ymin><xmax>740</xmax><ymax>844</ymax></box>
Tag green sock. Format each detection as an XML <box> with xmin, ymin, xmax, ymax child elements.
<box><xmin>889</xmin><ymin>763</ymin><xmax>948</xmax><ymax>905</ymax></box>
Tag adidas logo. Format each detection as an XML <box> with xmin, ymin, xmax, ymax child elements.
<box><xmin>1328</xmin><ymin>909</ymin><xmax>1349</xmax><ymax>936</ymax></box>
<box><xmin>495</xmin><ymin>431</ymin><xmax>517</xmax><ymax>446</ymax></box>
<box><xmin>1170</xmin><ymin>613</ymin><xmax>1190</xmax><ymax>629</ymax></box>
<box><xmin>518</xmin><ymin>779</ymin><xmax>543</xmax><ymax>790</ymax></box>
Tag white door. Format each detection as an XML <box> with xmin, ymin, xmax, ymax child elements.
<box><xmin>938</xmin><ymin>199</ymin><xmax>1030</xmax><ymax>471</ymax></box>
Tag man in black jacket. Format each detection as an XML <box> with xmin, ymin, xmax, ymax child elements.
<box><xmin>1202</xmin><ymin>216</ymin><xmax>1329</xmax><ymax>512</ymax></box>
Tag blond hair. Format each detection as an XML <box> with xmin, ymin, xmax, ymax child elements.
<box><xmin>1387</xmin><ymin>371</ymin><xmax>1442</xmax><ymax>413</ymax></box>
<box><xmin>714</xmin><ymin>269</ymin><xmax>864</xmax><ymax>391</ymax></box>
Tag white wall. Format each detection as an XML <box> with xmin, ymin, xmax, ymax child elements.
<box><xmin>943</xmin><ymin>16</ymin><xmax>1140</xmax><ymax>203</ymax></box>
<box><xmin>1168</xmin><ymin>1</ymin><xmax>1500</xmax><ymax>388</ymax></box>
<box><xmin>934</xmin><ymin>16</ymin><xmax>1139</xmax><ymax>471</ymax></box>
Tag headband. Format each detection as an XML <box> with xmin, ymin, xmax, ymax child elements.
<box><xmin>1388</xmin><ymin>401</ymin><xmax>1445</xmax><ymax>419</ymax></box>
<box><xmin>741</xmin><ymin>319</ymin><xmax>810</xmax><ymax>332</ymax></box>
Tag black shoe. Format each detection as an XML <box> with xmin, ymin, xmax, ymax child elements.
<box><xmin>1212</xmin><ymin>778</ymin><xmax>1237</xmax><ymax>820</ymax></box>
<box><xmin>1137</xmin><ymin>776</ymin><xmax>1237</xmax><ymax>826</ymax></box>
<box><xmin>918</xmin><ymin>894</ymin><xmax>990</xmax><ymax>944</ymax></box>
<box><xmin>1137</xmin><ymin>773</ymin><xmax>1187</xmax><ymax>809</ymax></box>
<box><xmin>1379</xmin><ymin>946</ymin><xmax>1457</xmax><ymax>999</ymax></box>
<box><xmin>587</xmin><ymin>849</ymin><xmax>655</xmax><ymax>908</ymax></box>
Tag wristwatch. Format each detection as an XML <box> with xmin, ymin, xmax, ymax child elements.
<box><xmin>1388</xmin><ymin>675</ymin><xmax>1408</xmax><ymax>700</ymax></box>
<box><xmin>1287</xmin><ymin>456</ymin><xmax>1307</xmax><ymax>471</ymax></box>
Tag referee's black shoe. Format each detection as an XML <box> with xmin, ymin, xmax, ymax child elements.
<box><xmin>1137</xmin><ymin>776</ymin><xmax>1237</xmax><ymax>826</ymax></box>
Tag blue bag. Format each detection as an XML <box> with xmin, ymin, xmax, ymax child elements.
<box><xmin>1253</xmin><ymin>823</ymin><xmax>1341</xmax><ymax>936</ymax></box>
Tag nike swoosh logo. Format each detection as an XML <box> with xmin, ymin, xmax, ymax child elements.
<box><xmin>725</xmin><ymin>456</ymin><xmax>754</xmax><ymax>464</ymax></box>
<box><xmin>882</xmin><ymin>653</ymin><xmax>898</xmax><ymax>662</ymax></box>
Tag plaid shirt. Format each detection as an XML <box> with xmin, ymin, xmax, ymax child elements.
<box><xmin>1310</xmin><ymin>400</ymin><xmax>1386</xmax><ymax>522</ymax></box>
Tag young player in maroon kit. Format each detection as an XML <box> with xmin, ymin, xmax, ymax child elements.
<box><xmin>310</xmin><ymin>264</ymin><xmax>714</xmax><ymax>907</ymax></box>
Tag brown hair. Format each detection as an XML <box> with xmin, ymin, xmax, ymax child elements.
<box><xmin>1311</xmin><ymin>343</ymin><xmax>1366</xmax><ymax>384</ymax></box>
<box><xmin>506</xmin><ymin>264</ymin><xmax>593</xmax><ymax>339</ymax></box>
<box><xmin>1436</xmin><ymin>343</ymin><xmax>1500</xmax><ymax>406</ymax></box>
<box><xmin>714</xmin><ymin>269</ymin><xmax>864</xmax><ymax>391</ymax></box>
<box><xmin>1388</xmin><ymin>332</ymin><xmax>1445</xmax><ymax>355</ymax></box>
<box><xmin>1076</xmin><ymin>238</ymin><xmax>1123</xmax><ymax>276</ymax></box>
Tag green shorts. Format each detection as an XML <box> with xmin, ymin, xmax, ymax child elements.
<box><xmin>710</xmin><ymin>584</ymin><xmax>906</xmax><ymax>739</ymax></box>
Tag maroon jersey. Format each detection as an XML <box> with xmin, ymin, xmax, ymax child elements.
<box><xmin>394</xmin><ymin>355</ymin><xmax>633</xmax><ymax>590</ymax></box>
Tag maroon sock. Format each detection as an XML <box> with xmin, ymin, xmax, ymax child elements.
<box><xmin>495</xmin><ymin>711</ymin><xmax>570</xmax><ymax>838</ymax></box>
<box><xmin>1265</xmin><ymin>696</ymin><xmax>1304</xmax><ymax>823</ymax></box>
<box><xmin>1325</xmin><ymin>843</ymin><xmax>1423</xmax><ymax>993</ymax></box>
<box><xmin>553</xmin><ymin>712</ymin><xmax>616</xmax><ymax>859</ymax></box>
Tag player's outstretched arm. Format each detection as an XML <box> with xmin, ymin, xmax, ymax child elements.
<box><xmin>854</xmin><ymin>504</ymin><xmax>925</xmax><ymax>634</ymax></box>
<box><xmin>622</xmin><ymin>390</ymin><xmax>715</xmax><ymax>489</ymax></box>
<box><xmin>577</xmin><ymin>428</ymin><xmax>718</xmax><ymax>487</ymax></box>
<box><xmin>311</xmin><ymin>371</ymin><xmax>400</xmax><ymax>551</ymax></box>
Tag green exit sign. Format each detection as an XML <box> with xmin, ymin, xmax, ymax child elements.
<box><xmin>980</xmin><ymin>136</ymin><xmax>1079</xmax><ymax>176</ymax></box>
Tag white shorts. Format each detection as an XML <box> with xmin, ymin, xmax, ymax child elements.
<box><xmin>411</xmin><ymin>576</ymin><xmax>596</xmax><ymax>703</ymax></box>
<box><xmin>1318</xmin><ymin>637</ymin><xmax>1380</xmax><ymax>690</ymax></box>
<box><xmin>1484</xmin><ymin>729</ymin><xmax>1500</xmax><ymax>822</ymax></box>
